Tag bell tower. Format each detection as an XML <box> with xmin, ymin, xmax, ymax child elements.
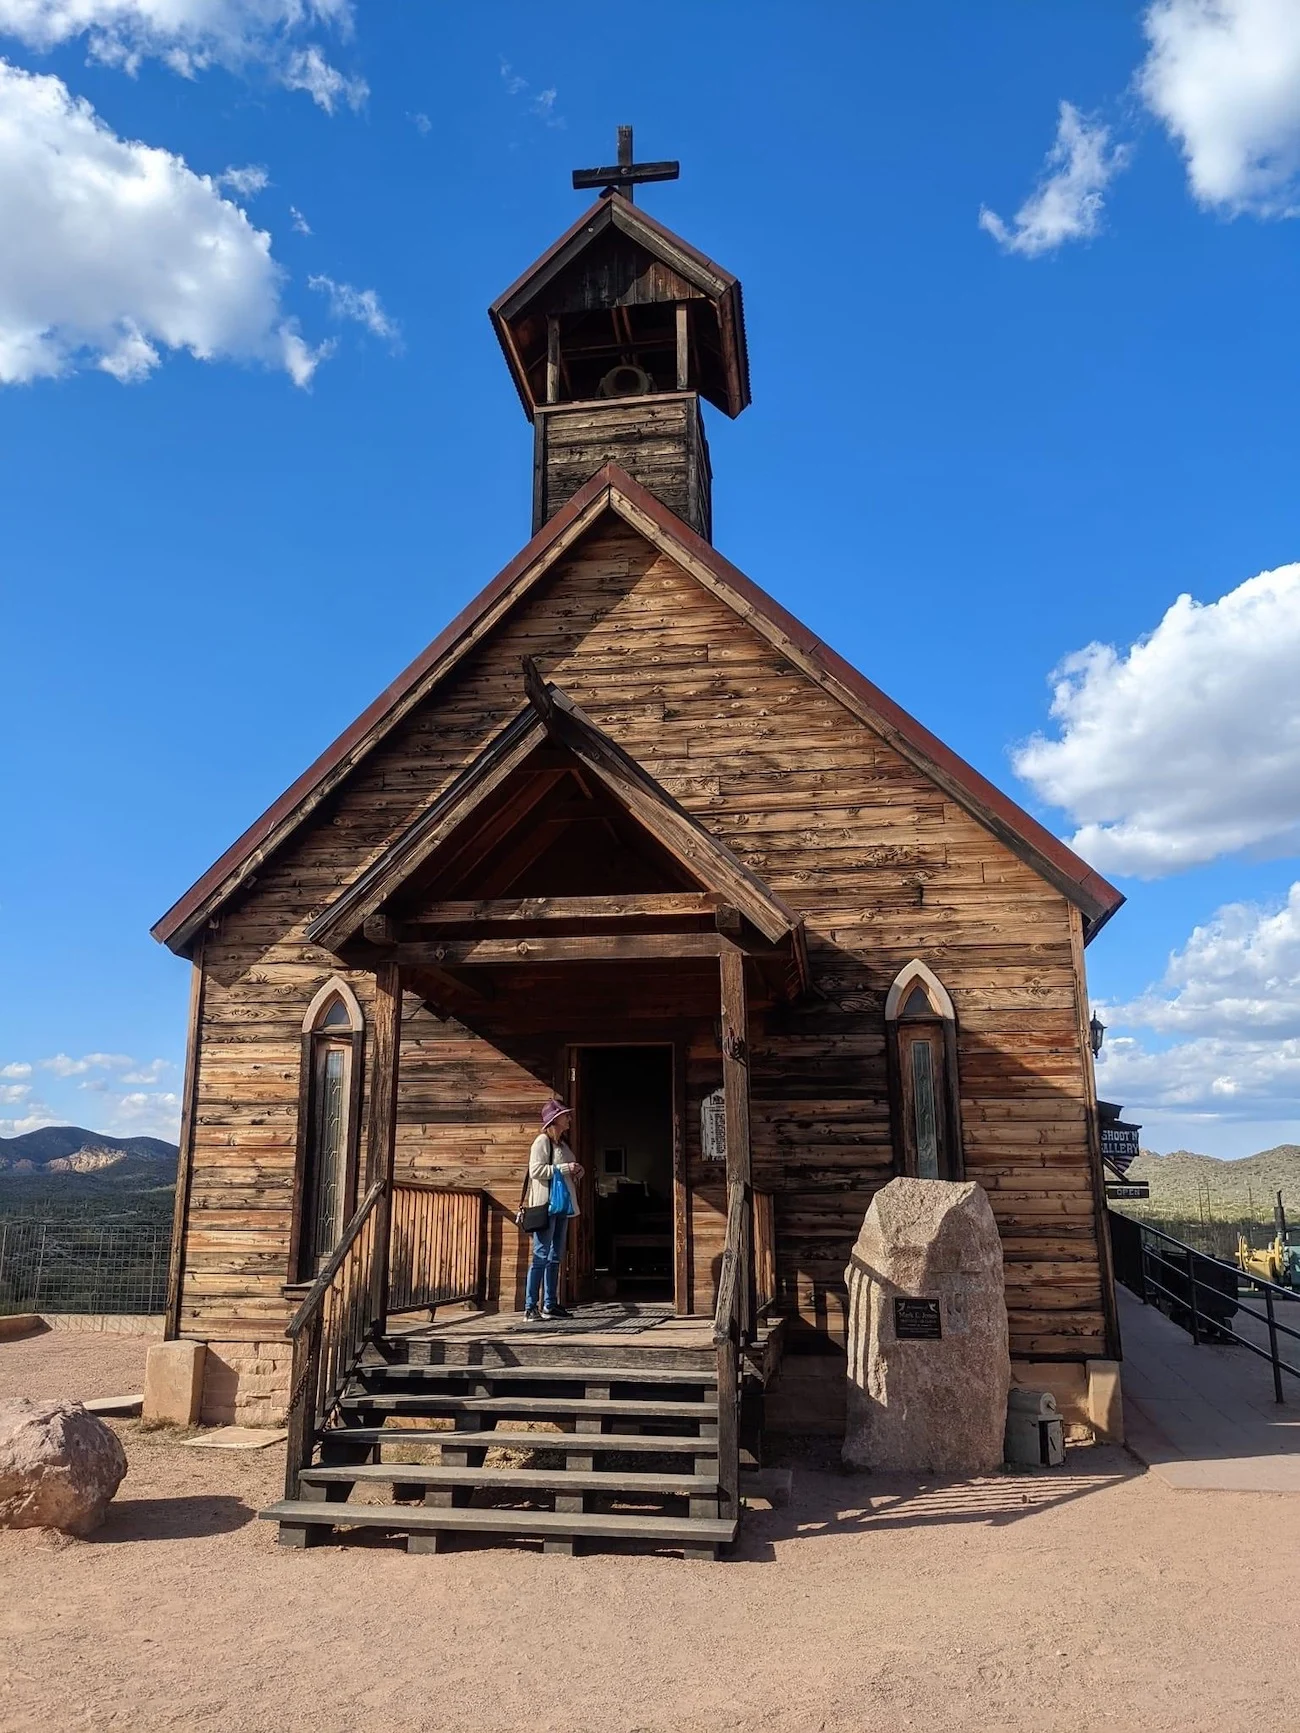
<box><xmin>489</xmin><ymin>128</ymin><xmax>751</xmax><ymax>542</ymax></box>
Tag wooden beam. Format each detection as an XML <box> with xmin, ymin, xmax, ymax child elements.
<box><xmin>675</xmin><ymin>302</ymin><xmax>689</xmax><ymax>392</ymax></box>
<box><xmin>546</xmin><ymin>317</ymin><xmax>560</xmax><ymax>405</ymax></box>
<box><xmin>719</xmin><ymin>943</ymin><xmax>752</xmax><ymax>1192</ymax></box>
<box><xmin>365</xmin><ymin>963</ymin><xmax>402</xmax><ymax>1190</ymax></box>
<box><xmin>365</xmin><ymin>961</ymin><xmax>402</xmax><ymax>1326</ymax></box>
<box><xmin>164</xmin><ymin>936</ymin><xmax>206</xmax><ymax>1341</ymax></box>
<box><xmin>385</xmin><ymin>933</ymin><xmax>726</xmax><ymax>967</ymax></box>
<box><xmin>720</xmin><ymin>940</ymin><xmax>754</xmax><ymax>1339</ymax></box>
<box><xmin>409</xmin><ymin>893</ymin><xmax>720</xmax><ymax>926</ymax></box>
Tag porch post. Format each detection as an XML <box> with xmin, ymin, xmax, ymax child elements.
<box><xmin>365</xmin><ymin>961</ymin><xmax>403</xmax><ymax>1325</ymax></box>
<box><xmin>719</xmin><ymin>940</ymin><xmax>754</xmax><ymax>1338</ymax></box>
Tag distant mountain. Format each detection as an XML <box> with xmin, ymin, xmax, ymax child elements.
<box><xmin>0</xmin><ymin>1126</ymin><xmax>178</xmax><ymax>1180</ymax></box>
<box><xmin>1126</xmin><ymin>1144</ymin><xmax>1300</xmax><ymax>1221</ymax></box>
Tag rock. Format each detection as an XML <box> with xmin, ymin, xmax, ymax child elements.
<box><xmin>843</xmin><ymin>1177</ymin><xmax>1009</xmax><ymax>1475</ymax></box>
<box><xmin>0</xmin><ymin>1398</ymin><xmax>127</xmax><ymax>1534</ymax></box>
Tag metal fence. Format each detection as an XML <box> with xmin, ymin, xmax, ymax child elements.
<box><xmin>1112</xmin><ymin>1212</ymin><xmax>1300</xmax><ymax>1403</ymax></box>
<box><xmin>0</xmin><ymin>1219</ymin><xmax>170</xmax><ymax>1316</ymax></box>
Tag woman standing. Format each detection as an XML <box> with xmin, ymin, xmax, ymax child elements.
<box><xmin>524</xmin><ymin>1098</ymin><xmax>583</xmax><ymax>1322</ymax></box>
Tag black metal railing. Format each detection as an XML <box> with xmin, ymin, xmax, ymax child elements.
<box><xmin>1115</xmin><ymin>1215</ymin><xmax>1300</xmax><ymax>1403</ymax></box>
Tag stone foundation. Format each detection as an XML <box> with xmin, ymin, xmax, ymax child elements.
<box><xmin>197</xmin><ymin>1340</ymin><xmax>294</xmax><ymax>1427</ymax></box>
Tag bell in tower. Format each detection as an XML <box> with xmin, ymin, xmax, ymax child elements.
<box><xmin>489</xmin><ymin>127</ymin><xmax>750</xmax><ymax>542</ymax></box>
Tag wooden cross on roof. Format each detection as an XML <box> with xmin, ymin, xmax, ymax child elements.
<box><xmin>571</xmin><ymin>125</ymin><xmax>680</xmax><ymax>204</ymax></box>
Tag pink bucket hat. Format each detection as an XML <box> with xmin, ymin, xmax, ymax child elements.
<box><xmin>540</xmin><ymin>1098</ymin><xmax>570</xmax><ymax>1131</ymax></box>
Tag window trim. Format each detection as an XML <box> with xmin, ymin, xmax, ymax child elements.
<box><xmin>885</xmin><ymin>959</ymin><xmax>964</xmax><ymax>1182</ymax></box>
<box><xmin>288</xmin><ymin>976</ymin><xmax>366</xmax><ymax>1283</ymax></box>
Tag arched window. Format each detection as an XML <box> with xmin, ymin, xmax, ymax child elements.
<box><xmin>885</xmin><ymin>960</ymin><xmax>963</xmax><ymax>1182</ymax></box>
<box><xmin>292</xmin><ymin>978</ymin><xmax>364</xmax><ymax>1280</ymax></box>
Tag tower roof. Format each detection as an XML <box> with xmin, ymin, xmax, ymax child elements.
<box><xmin>490</xmin><ymin>194</ymin><xmax>751</xmax><ymax>421</ymax></box>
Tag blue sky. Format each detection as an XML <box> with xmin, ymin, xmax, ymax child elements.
<box><xmin>2</xmin><ymin>1</ymin><xmax>1299</xmax><ymax>1158</ymax></box>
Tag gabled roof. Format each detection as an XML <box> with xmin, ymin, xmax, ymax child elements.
<box><xmin>307</xmin><ymin>671</ymin><xmax>805</xmax><ymax>961</ymax></box>
<box><xmin>152</xmin><ymin>463</ymin><xmax>1123</xmax><ymax>957</ymax></box>
<box><xmin>489</xmin><ymin>193</ymin><xmax>750</xmax><ymax>420</ymax></box>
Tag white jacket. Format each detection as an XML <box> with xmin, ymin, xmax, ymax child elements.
<box><xmin>525</xmin><ymin>1133</ymin><xmax>580</xmax><ymax>1216</ymax></box>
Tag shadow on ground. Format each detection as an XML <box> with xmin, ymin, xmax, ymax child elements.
<box><xmin>95</xmin><ymin>1495</ymin><xmax>256</xmax><ymax>1543</ymax></box>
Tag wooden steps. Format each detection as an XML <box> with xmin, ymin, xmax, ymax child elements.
<box><xmin>301</xmin><ymin>1464</ymin><xmax>719</xmax><ymax>1496</ymax></box>
<box><xmin>341</xmin><ymin>1393</ymin><xmax>716</xmax><ymax>1421</ymax></box>
<box><xmin>357</xmin><ymin>1362</ymin><xmax>718</xmax><ymax>1387</ymax></box>
<box><xmin>321</xmin><ymin>1426</ymin><xmax>716</xmax><ymax>1457</ymax></box>
<box><xmin>262</xmin><ymin>1499</ymin><xmax>736</xmax><ymax>1557</ymax></box>
<box><xmin>266</xmin><ymin>1330</ymin><xmax>735</xmax><ymax>1558</ymax></box>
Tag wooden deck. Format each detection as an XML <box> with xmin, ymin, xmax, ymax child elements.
<box><xmin>384</xmin><ymin>1302</ymin><xmax>783</xmax><ymax>1380</ymax></box>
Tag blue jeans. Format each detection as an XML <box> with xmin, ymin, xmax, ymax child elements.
<box><xmin>526</xmin><ymin>1213</ymin><xmax>569</xmax><ymax>1313</ymax></box>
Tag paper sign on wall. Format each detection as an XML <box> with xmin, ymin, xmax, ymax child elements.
<box><xmin>701</xmin><ymin>1087</ymin><xmax>726</xmax><ymax>1163</ymax></box>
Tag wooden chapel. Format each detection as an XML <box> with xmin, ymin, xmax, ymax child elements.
<box><xmin>153</xmin><ymin>132</ymin><xmax>1125</xmax><ymax>1556</ymax></box>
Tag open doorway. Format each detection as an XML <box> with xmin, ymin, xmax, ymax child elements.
<box><xmin>575</xmin><ymin>1046</ymin><xmax>676</xmax><ymax>1303</ymax></box>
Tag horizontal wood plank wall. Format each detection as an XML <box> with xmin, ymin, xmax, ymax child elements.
<box><xmin>177</xmin><ymin>520</ymin><xmax>1104</xmax><ymax>1360</ymax></box>
<box><xmin>537</xmin><ymin>398</ymin><xmax>708</xmax><ymax>537</ymax></box>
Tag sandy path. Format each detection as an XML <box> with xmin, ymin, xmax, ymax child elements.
<box><xmin>2</xmin><ymin>1339</ymin><xmax>1299</xmax><ymax>1732</ymax></box>
<box><xmin>0</xmin><ymin>1326</ymin><xmax>154</xmax><ymax>1402</ymax></box>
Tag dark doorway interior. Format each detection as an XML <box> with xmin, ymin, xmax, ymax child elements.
<box><xmin>581</xmin><ymin>1046</ymin><xmax>675</xmax><ymax>1301</ymax></box>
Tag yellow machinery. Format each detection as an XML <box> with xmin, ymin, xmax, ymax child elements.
<box><xmin>1237</xmin><ymin>1192</ymin><xmax>1300</xmax><ymax>1290</ymax></box>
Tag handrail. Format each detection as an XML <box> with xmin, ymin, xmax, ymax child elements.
<box><xmin>286</xmin><ymin>1179</ymin><xmax>385</xmax><ymax>1340</ymax></box>
<box><xmin>1116</xmin><ymin>1214</ymin><xmax>1300</xmax><ymax>1404</ymax></box>
<box><xmin>282</xmin><ymin>1180</ymin><xmax>386</xmax><ymax>1500</ymax></box>
<box><xmin>712</xmin><ymin>1179</ymin><xmax>751</xmax><ymax>1529</ymax></box>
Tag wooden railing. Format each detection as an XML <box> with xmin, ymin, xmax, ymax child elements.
<box><xmin>389</xmin><ymin>1182</ymin><xmax>486</xmax><ymax>1314</ymax></box>
<box><xmin>712</xmin><ymin>1180</ymin><xmax>753</xmax><ymax>1525</ymax></box>
<box><xmin>282</xmin><ymin>1179</ymin><xmax>489</xmax><ymax>1498</ymax></box>
<box><xmin>283</xmin><ymin>1179</ymin><xmax>385</xmax><ymax>1500</ymax></box>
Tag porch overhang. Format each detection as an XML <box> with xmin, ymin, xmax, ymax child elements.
<box><xmin>304</xmin><ymin>665</ymin><xmax>810</xmax><ymax>1004</ymax></box>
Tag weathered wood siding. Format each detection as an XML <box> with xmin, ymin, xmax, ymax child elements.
<box><xmin>177</xmin><ymin>518</ymin><xmax>1107</xmax><ymax>1361</ymax></box>
<box><xmin>535</xmin><ymin>397</ymin><xmax>710</xmax><ymax>539</ymax></box>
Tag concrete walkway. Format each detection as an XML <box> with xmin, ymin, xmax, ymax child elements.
<box><xmin>1119</xmin><ymin>1282</ymin><xmax>1300</xmax><ymax>1491</ymax></box>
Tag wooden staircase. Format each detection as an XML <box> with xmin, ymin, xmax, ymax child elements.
<box><xmin>260</xmin><ymin>1332</ymin><xmax>736</xmax><ymax>1558</ymax></box>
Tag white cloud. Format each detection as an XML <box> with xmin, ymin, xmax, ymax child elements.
<box><xmin>0</xmin><ymin>1061</ymin><xmax>31</xmax><ymax>1078</ymax></box>
<box><xmin>0</xmin><ymin>61</ymin><xmax>324</xmax><ymax>388</ymax></box>
<box><xmin>499</xmin><ymin>57</ymin><xmax>562</xmax><ymax>128</ymax></box>
<box><xmin>1013</xmin><ymin>563</ymin><xmax>1300</xmax><ymax>877</ymax></box>
<box><xmin>979</xmin><ymin>101</ymin><xmax>1130</xmax><ymax>257</ymax></box>
<box><xmin>0</xmin><ymin>1082</ymin><xmax>30</xmax><ymax>1103</ymax></box>
<box><xmin>1114</xmin><ymin>883</ymin><xmax>1300</xmax><ymax>1037</ymax></box>
<box><xmin>409</xmin><ymin>109</ymin><xmax>430</xmax><ymax>136</ymax></box>
<box><xmin>42</xmin><ymin>1052</ymin><xmax>131</xmax><ymax>1076</ymax></box>
<box><xmin>289</xmin><ymin>202</ymin><xmax>310</xmax><ymax>233</ymax></box>
<box><xmin>107</xmin><ymin>1090</ymin><xmax>182</xmax><ymax>1137</ymax></box>
<box><xmin>217</xmin><ymin>161</ymin><xmax>268</xmax><ymax>198</ymax></box>
<box><xmin>0</xmin><ymin>1106</ymin><xmax>59</xmax><ymax>1137</ymax></box>
<box><xmin>0</xmin><ymin>0</ymin><xmax>362</xmax><ymax>108</ymax></box>
<box><xmin>1140</xmin><ymin>0</ymin><xmax>1300</xmax><ymax>216</ymax></box>
<box><xmin>308</xmin><ymin>273</ymin><xmax>398</xmax><ymax>343</ymax></box>
<box><xmin>1096</xmin><ymin>883</ymin><xmax>1300</xmax><ymax>1124</ymax></box>
<box><xmin>282</xmin><ymin>41</ymin><xmax>365</xmax><ymax>113</ymax></box>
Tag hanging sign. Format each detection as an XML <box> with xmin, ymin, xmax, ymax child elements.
<box><xmin>1100</xmin><ymin>1123</ymin><xmax>1141</xmax><ymax>1174</ymax></box>
<box><xmin>701</xmin><ymin>1087</ymin><xmax>726</xmax><ymax>1163</ymax></box>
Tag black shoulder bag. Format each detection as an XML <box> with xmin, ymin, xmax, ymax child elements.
<box><xmin>515</xmin><ymin>1163</ymin><xmax>550</xmax><ymax>1234</ymax></box>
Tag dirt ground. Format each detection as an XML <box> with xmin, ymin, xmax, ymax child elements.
<box><xmin>3</xmin><ymin>1332</ymin><xmax>1300</xmax><ymax>1733</ymax></box>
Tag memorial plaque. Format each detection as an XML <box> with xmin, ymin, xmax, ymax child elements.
<box><xmin>893</xmin><ymin>1296</ymin><xmax>942</xmax><ymax>1340</ymax></box>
